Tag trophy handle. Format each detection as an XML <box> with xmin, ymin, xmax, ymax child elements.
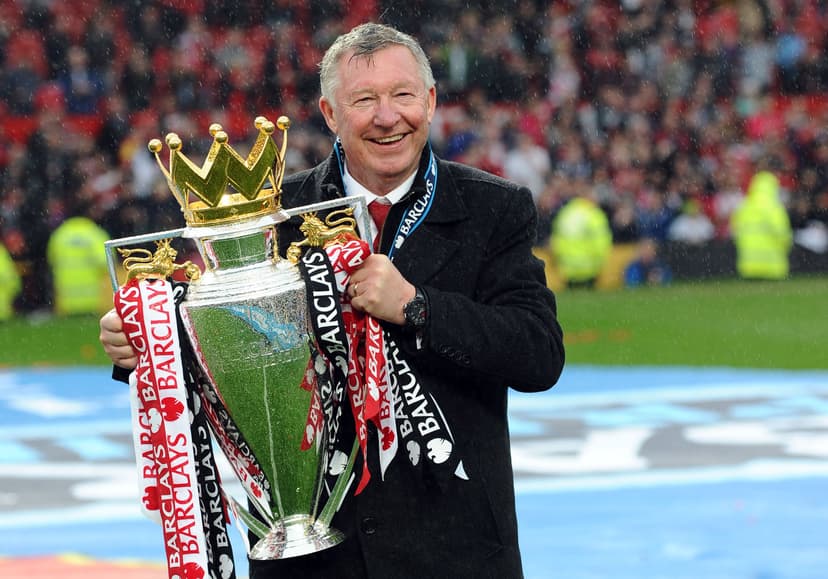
<box><xmin>104</xmin><ymin>227</ymin><xmax>187</xmax><ymax>291</ymax></box>
<box><xmin>285</xmin><ymin>196</ymin><xmax>371</xmax><ymax>247</ymax></box>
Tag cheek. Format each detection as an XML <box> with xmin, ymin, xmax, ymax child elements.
<box><xmin>410</xmin><ymin>106</ymin><xmax>432</xmax><ymax>129</ymax></box>
<box><xmin>338</xmin><ymin>115</ymin><xmax>369</xmax><ymax>139</ymax></box>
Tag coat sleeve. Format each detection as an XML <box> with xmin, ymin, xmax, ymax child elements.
<box><xmin>398</xmin><ymin>184</ymin><xmax>565</xmax><ymax>393</ymax></box>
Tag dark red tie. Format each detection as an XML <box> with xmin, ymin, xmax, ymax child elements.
<box><xmin>368</xmin><ymin>200</ymin><xmax>392</xmax><ymax>252</ymax></box>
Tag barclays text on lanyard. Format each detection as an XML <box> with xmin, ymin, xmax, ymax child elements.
<box><xmin>334</xmin><ymin>140</ymin><xmax>437</xmax><ymax>257</ymax></box>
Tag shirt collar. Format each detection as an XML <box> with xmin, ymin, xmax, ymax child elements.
<box><xmin>342</xmin><ymin>161</ymin><xmax>417</xmax><ymax>206</ymax></box>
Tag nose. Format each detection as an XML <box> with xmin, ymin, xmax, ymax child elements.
<box><xmin>373</xmin><ymin>96</ymin><xmax>400</xmax><ymax>126</ymax></box>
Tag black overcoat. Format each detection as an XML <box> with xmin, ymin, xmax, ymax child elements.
<box><xmin>250</xmin><ymin>148</ymin><xmax>565</xmax><ymax>579</ymax></box>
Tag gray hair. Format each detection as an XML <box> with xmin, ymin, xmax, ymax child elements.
<box><xmin>319</xmin><ymin>23</ymin><xmax>436</xmax><ymax>103</ymax></box>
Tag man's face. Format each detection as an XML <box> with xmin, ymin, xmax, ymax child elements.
<box><xmin>319</xmin><ymin>44</ymin><xmax>436</xmax><ymax>195</ymax></box>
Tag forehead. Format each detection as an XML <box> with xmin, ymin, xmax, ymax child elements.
<box><xmin>336</xmin><ymin>45</ymin><xmax>424</xmax><ymax>94</ymax></box>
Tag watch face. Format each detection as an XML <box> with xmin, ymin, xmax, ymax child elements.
<box><xmin>404</xmin><ymin>296</ymin><xmax>427</xmax><ymax>328</ymax></box>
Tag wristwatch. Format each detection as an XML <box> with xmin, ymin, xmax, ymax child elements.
<box><xmin>403</xmin><ymin>287</ymin><xmax>427</xmax><ymax>331</ymax></box>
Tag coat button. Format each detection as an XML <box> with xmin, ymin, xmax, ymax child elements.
<box><xmin>360</xmin><ymin>516</ymin><xmax>377</xmax><ymax>535</ymax></box>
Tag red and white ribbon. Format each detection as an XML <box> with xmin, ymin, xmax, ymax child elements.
<box><xmin>305</xmin><ymin>239</ymin><xmax>397</xmax><ymax>489</ymax></box>
<box><xmin>115</xmin><ymin>278</ymin><xmax>209</xmax><ymax>579</ymax></box>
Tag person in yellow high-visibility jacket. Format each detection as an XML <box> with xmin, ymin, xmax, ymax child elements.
<box><xmin>0</xmin><ymin>241</ymin><xmax>21</xmax><ymax>321</ymax></box>
<box><xmin>730</xmin><ymin>171</ymin><xmax>792</xmax><ymax>280</ymax></box>
<box><xmin>550</xmin><ymin>195</ymin><xmax>612</xmax><ymax>287</ymax></box>
<box><xmin>47</xmin><ymin>216</ymin><xmax>111</xmax><ymax>316</ymax></box>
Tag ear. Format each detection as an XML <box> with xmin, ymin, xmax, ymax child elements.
<box><xmin>426</xmin><ymin>85</ymin><xmax>437</xmax><ymax>124</ymax></box>
<box><xmin>319</xmin><ymin>96</ymin><xmax>337</xmax><ymax>134</ymax></box>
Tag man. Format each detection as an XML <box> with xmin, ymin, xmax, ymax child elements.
<box><xmin>550</xmin><ymin>193</ymin><xmax>612</xmax><ymax>288</ymax></box>
<box><xmin>0</xmin><ymin>237</ymin><xmax>21</xmax><ymax>321</ymax></box>
<box><xmin>47</xmin><ymin>211</ymin><xmax>111</xmax><ymax>316</ymax></box>
<box><xmin>101</xmin><ymin>23</ymin><xmax>565</xmax><ymax>578</ymax></box>
<box><xmin>730</xmin><ymin>170</ymin><xmax>792</xmax><ymax>280</ymax></box>
<box><xmin>623</xmin><ymin>237</ymin><xmax>673</xmax><ymax>287</ymax></box>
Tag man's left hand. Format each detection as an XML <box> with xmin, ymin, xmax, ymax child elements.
<box><xmin>348</xmin><ymin>254</ymin><xmax>415</xmax><ymax>325</ymax></box>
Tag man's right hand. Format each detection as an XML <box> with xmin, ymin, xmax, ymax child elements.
<box><xmin>99</xmin><ymin>308</ymin><xmax>138</xmax><ymax>370</ymax></box>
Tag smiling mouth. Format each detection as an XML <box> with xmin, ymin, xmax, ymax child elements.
<box><xmin>373</xmin><ymin>134</ymin><xmax>405</xmax><ymax>145</ymax></box>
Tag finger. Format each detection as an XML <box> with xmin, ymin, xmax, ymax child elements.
<box><xmin>100</xmin><ymin>327</ymin><xmax>130</xmax><ymax>347</ymax></box>
<box><xmin>100</xmin><ymin>309</ymin><xmax>124</xmax><ymax>332</ymax></box>
<box><xmin>114</xmin><ymin>353</ymin><xmax>139</xmax><ymax>370</ymax></box>
<box><xmin>349</xmin><ymin>294</ymin><xmax>366</xmax><ymax>313</ymax></box>
<box><xmin>109</xmin><ymin>346</ymin><xmax>135</xmax><ymax>361</ymax></box>
<box><xmin>102</xmin><ymin>341</ymin><xmax>138</xmax><ymax>366</ymax></box>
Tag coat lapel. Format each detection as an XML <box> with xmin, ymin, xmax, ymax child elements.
<box><xmin>300</xmin><ymin>151</ymin><xmax>469</xmax><ymax>286</ymax></box>
<box><xmin>391</xmin><ymin>158</ymin><xmax>467</xmax><ymax>285</ymax></box>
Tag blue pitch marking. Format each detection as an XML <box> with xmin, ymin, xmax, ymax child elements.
<box><xmin>518</xmin><ymin>477</ymin><xmax>828</xmax><ymax>579</ymax></box>
<box><xmin>0</xmin><ymin>367</ymin><xmax>130</xmax><ymax>426</ymax></box>
<box><xmin>0</xmin><ymin>367</ymin><xmax>133</xmax><ymax>463</ymax></box>
<box><xmin>0</xmin><ymin>440</ymin><xmax>39</xmax><ymax>462</ymax></box>
<box><xmin>1</xmin><ymin>365</ymin><xmax>827</xmax><ymax>579</ymax></box>
<box><xmin>580</xmin><ymin>401</ymin><xmax>719</xmax><ymax>427</ymax></box>
<box><xmin>55</xmin><ymin>435</ymin><xmax>131</xmax><ymax>461</ymax></box>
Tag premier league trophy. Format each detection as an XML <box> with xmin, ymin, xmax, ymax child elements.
<box><xmin>106</xmin><ymin>116</ymin><xmax>363</xmax><ymax>573</ymax></box>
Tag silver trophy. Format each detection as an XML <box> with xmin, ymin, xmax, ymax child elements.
<box><xmin>106</xmin><ymin>117</ymin><xmax>367</xmax><ymax>560</ymax></box>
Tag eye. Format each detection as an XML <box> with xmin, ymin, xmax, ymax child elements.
<box><xmin>353</xmin><ymin>96</ymin><xmax>376</xmax><ymax>107</ymax></box>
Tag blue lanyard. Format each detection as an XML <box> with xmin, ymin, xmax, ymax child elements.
<box><xmin>333</xmin><ymin>140</ymin><xmax>438</xmax><ymax>260</ymax></box>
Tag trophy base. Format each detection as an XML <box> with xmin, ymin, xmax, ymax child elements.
<box><xmin>249</xmin><ymin>514</ymin><xmax>345</xmax><ymax>560</ymax></box>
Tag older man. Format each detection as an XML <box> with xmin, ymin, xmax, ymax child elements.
<box><xmin>101</xmin><ymin>23</ymin><xmax>565</xmax><ymax>579</ymax></box>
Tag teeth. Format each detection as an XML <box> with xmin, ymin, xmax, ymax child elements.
<box><xmin>376</xmin><ymin>135</ymin><xmax>403</xmax><ymax>144</ymax></box>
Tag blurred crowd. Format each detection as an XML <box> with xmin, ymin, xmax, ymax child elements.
<box><xmin>1</xmin><ymin>0</ymin><xmax>827</xmax><ymax>315</ymax></box>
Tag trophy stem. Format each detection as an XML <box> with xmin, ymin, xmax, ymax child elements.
<box><xmin>248</xmin><ymin>514</ymin><xmax>345</xmax><ymax>560</ymax></box>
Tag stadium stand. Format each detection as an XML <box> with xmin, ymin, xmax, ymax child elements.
<box><xmin>1</xmin><ymin>0</ymin><xmax>826</xmax><ymax>313</ymax></box>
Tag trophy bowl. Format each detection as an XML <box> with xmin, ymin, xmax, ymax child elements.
<box><xmin>179</xmin><ymin>216</ymin><xmax>345</xmax><ymax>560</ymax></box>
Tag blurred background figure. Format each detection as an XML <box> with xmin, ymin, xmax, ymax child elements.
<box><xmin>503</xmin><ymin>130</ymin><xmax>552</xmax><ymax>205</ymax></box>
<box><xmin>550</xmin><ymin>193</ymin><xmax>612</xmax><ymax>288</ymax></box>
<box><xmin>624</xmin><ymin>237</ymin><xmax>672</xmax><ymax>288</ymax></box>
<box><xmin>667</xmin><ymin>199</ymin><xmax>715</xmax><ymax>246</ymax></box>
<box><xmin>46</xmin><ymin>210</ymin><xmax>111</xmax><ymax>317</ymax></box>
<box><xmin>730</xmin><ymin>170</ymin><xmax>793</xmax><ymax>280</ymax></box>
<box><xmin>0</xmin><ymin>236</ymin><xmax>22</xmax><ymax>321</ymax></box>
<box><xmin>58</xmin><ymin>45</ymin><xmax>105</xmax><ymax>115</ymax></box>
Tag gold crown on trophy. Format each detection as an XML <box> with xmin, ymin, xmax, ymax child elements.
<box><xmin>148</xmin><ymin>115</ymin><xmax>290</xmax><ymax>226</ymax></box>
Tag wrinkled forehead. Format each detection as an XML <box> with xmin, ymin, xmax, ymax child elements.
<box><xmin>340</xmin><ymin>44</ymin><xmax>415</xmax><ymax>71</ymax></box>
<box><xmin>336</xmin><ymin>46</ymin><xmax>425</xmax><ymax>88</ymax></box>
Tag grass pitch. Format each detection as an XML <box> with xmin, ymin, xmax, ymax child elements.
<box><xmin>557</xmin><ymin>276</ymin><xmax>826</xmax><ymax>369</ymax></box>
<box><xmin>0</xmin><ymin>277</ymin><xmax>825</xmax><ymax>369</ymax></box>
<box><xmin>0</xmin><ymin>314</ymin><xmax>112</xmax><ymax>367</ymax></box>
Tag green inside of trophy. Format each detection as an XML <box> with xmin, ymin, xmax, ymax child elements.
<box><xmin>204</xmin><ymin>228</ymin><xmax>274</xmax><ymax>270</ymax></box>
<box><xmin>186</xmin><ymin>305</ymin><xmax>319</xmax><ymax>521</ymax></box>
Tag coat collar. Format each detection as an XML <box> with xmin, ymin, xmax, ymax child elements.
<box><xmin>307</xmin><ymin>145</ymin><xmax>468</xmax><ymax>285</ymax></box>
<box><xmin>313</xmin><ymin>145</ymin><xmax>467</xmax><ymax>221</ymax></box>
